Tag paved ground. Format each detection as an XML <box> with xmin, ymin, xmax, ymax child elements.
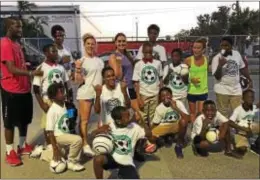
<box><xmin>1</xmin><ymin>75</ymin><xmax>259</xmax><ymax>179</ymax></box>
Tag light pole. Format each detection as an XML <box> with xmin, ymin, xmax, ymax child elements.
<box><xmin>135</xmin><ymin>17</ymin><xmax>139</xmax><ymax>41</ymax></box>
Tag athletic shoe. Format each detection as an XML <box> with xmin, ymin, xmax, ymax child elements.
<box><xmin>145</xmin><ymin>143</ymin><xmax>157</xmax><ymax>154</ymax></box>
<box><xmin>250</xmin><ymin>144</ymin><xmax>260</xmax><ymax>155</ymax></box>
<box><xmin>29</xmin><ymin>145</ymin><xmax>44</xmax><ymax>158</ymax></box>
<box><xmin>174</xmin><ymin>144</ymin><xmax>184</xmax><ymax>159</ymax></box>
<box><xmin>67</xmin><ymin>161</ymin><xmax>85</xmax><ymax>172</ymax></box>
<box><xmin>224</xmin><ymin>150</ymin><xmax>243</xmax><ymax>159</ymax></box>
<box><xmin>6</xmin><ymin>150</ymin><xmax>23</xmax><ymax>166</ymax></box>
<box><xmin>83</xmin><ymin>145</ymin><xmax>95</xmax><ymax>157</ymax></box>
<box><xmin>17</xmin><ymin>143</ymin><xmax>34</xmax><ymax>156</ymax></box>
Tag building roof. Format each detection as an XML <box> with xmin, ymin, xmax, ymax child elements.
<box><xmin>1</xmin><ymin>5</ymin><xmax>80</xmax><ymax>15</ymax></box>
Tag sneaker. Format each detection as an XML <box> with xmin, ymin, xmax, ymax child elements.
<box><xmin>17</xmin><ymin>143</ymin><xmax>34</xmax><ymax>156</ymax></box>
<box><xmin>83</xmin><ymin>145</ymin><xmax>95</xmax><ymax>157</ymax></box>
<box><xmin>174</xmin><ymin>144</ymin><xmax>184</xmax><ymax>159</ymax></box>
<box><xmin>250</xmin><ymin>144</ymin><xmax>260</xmax><ymax>155</ymax></box>
<box><xmin>29</xmin><ymin>145</ymin><xmax>44</xmax><ymax>158</ymax></box>
<box><xmin>145</xmin><ymin>143</ymin><xmax>157</xmax><ymax>154</ymax></box>
<box><xmin>67</xmin><ymin>161</ymin><xmax>85</xmax><ymax>172</ymax></box>
<box><xmin>224</xmin><ymin>150</ymin><xmax>243</xmax><ymax>159</ymax></box>
<box><xmin>191</xmin><ymin>143</ymin><xmax>198</xmax><ymax>156</ymax></box>
<box><xmin>6</xmin><ymin>150</ymin><xmax>23</xmax><ymax>166</ymax></box>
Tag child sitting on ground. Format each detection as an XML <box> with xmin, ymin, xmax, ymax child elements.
<box><xmin>151</xmin><ymin>87</ymin><xmax>189</xmax><ymax>159</ymax></box>
<box><xmin>92</xmin><ymin>106</ymin><xmax>157</xmax><ymax>179</ymax></box>
<box><xmin>229</xmin><ymin>89</ymin><xmax>259</xmax><ymax>156</ymax></box>
<box><xmin>191</xmin><ymin>100</ymin><xmax>242</xmax><ymax>159</ymax></box>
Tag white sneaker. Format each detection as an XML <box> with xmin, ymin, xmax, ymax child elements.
<box><xmin>67</xmin><ymin>161</ymin><xmax>85</xmax><ymax>172</ymax></box>
<box><xmin>29</xmin><ymin>145</ymin><xmax>44</xmax><ymax>158</ymax></box>
<box><xmin>83</xmin><ymin>145</ymin><xmax>95</xmax><ymax>157</ymax></box>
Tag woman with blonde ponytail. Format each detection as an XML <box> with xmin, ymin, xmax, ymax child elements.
<box><xmin>75</xmin><ymin>33</ymin><xmax>104</xmax><ymax>156</ymax></box>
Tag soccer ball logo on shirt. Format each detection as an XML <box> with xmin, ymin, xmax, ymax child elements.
<box><xmin>57</xmin><ymin>114</ymin><xmax>70</xmax><ymax>133</ymax></box>
<box><xmin>141</xmin><ymin>65</ymin><xmax>158</xmax><ymax>85</ymax></box>
<box><xmin>163</xmin><ymin>110</ymin><xmax>180</xmax><ymax>123</ymax></box>
<box><xmin>112</xmin><ymin>134</ymin><xmax>132</xmax><ymax>155</ymax></box>
<box><xmin>105</xmin><ymin>98</ymin><xmax>122</xmax><ymax>115</ymax></box>
<box><xmin>169</xmin><ymin>72</ymin><xmax>185</xmax><ymax>90</ymax></box>
<box><xmin>225</xmin><ymin>60</ymin><xmax>239</xmax><ymax>77</ymax></box>
<box><xmin>48</xmin><ymin>69</ymin><xmax>63</xmax><ymax>84</ymax></box>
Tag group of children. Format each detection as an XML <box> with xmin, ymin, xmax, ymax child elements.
<box><xmin>27</xmin><ymin>37</ymin><xmax>260</xmax><ymax>179</ymax></box>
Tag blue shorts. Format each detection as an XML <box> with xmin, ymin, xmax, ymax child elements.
<box><xmin>187</xmin><ymin>93</ymin><xmax>208</xmax><ymax>103</ymax></box>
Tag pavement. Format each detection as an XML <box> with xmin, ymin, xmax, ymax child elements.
<box><xmin>1</xmin><ymin>75</ymin><xmax>260</xmax><ymax>179</ymax></box>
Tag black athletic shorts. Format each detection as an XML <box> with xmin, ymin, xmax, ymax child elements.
<box><xmin>1</xmin><ymin>88</ymin><xmax>33</xmax><ymax>129</ymax></box>
<box><xmin>128</xmin><ymin>88</ymin><xmax>137</xmax><ymax>100</ymax></box>
<box><xmin>103</xmin><ymin>154</ymin><xmax>140</xmax><ymax>179</ymax></box>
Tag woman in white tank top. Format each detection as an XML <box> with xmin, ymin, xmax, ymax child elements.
<box><xmin>74</xmin><ymin>33</ymin><xmax>104</xmax><ymax>156</ymax></box>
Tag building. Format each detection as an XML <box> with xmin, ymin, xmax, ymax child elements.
<box><xmin>1</xmin><ymin>4</ymin><xmax>105</xmax><ymax>58</ymax></box>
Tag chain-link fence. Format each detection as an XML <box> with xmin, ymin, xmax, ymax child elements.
<box><xmin>23</xmin><ymin>34</ymin><xmax>259</xmax><ymax>57</ymax></box>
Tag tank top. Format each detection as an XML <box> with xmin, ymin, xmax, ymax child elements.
<box><xmin>188</xmin><ymin>56</ymin><xmax>208</xmax><ymax>95</ymax></box>
<box><xmin>114</xmin><ymin>52</ymin><xmax>134</xmax><ymax>89</ymax></box>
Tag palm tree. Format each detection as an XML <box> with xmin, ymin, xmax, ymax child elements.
<box><xmin>17</xmin><ymin>1</ymin><xmax>37</xmax><ymax>19</ymax></box>
<box><xmin>29</xmin><ymin>16</ymin><xmax>48</xmax><ymax>48</ymax></box>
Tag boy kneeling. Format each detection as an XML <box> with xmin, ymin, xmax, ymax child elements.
<box><xmin>45</xmin><ymin>83</ymin><xmax>84</xmax><ymax>172</ymax></box>
<box><xmin>92</xmin><ymin>106</ymin><xmax>156</xmax><ymax>179</ymax></box>
<box><xmin>229</xmin><ymin>89</ymin><xmax>259</xmax><ymax>156</ymax></box>
<box><xmin>151</xmin><ymin>87</ymin><xmax>189</xmax><ymax>158</ymax></box>
<box><xmin>191</xmin><ymin>100</ymin><xmax>242</xmax><ymax>159</ymax></box>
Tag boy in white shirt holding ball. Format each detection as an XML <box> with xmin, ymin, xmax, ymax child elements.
<box><xmin>229</xmin><ymin>89</ymin><xmax>259</xmax><ymax>156</ymax></box>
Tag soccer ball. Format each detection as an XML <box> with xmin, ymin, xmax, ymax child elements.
<box><xmin>206</xmin><ymin>128</ymin><xmax>219</xmax><ymax>144</ymax></box>
<box><xmin>240</xmin><ymin>75</ymin><xmax>249</xmax><ymax>90</ymax></box>
<box><xmin>92</xmin><ymin>133</ymin><xmax>114</xmax><ymax>155</ymax></box>
<box><xmin>180</xmin><ymin>67</ymin><xmax>189</xmax><ymax>76</ymax></box>
<box><xmin>142</xmin><ymin>66</ymin><xmax>157</xmax><ymax>84</ymax></box>
<box><xmin>51</xmin><ymin>72</ymin><xmax>63</xmax><ymax>84</ymax></box>
<box><xmin>49</xmin><ymin>158</ymin><xmax>67</xmax><ymax>174</ymax></box>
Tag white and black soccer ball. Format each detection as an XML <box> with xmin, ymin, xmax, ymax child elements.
<box><xmin>49</xmin><ymin>158</ymin><xmax>67</xmax><ymax>174</ymax></box>
<box><xmin>206</xmin><ymin>128</ymin><xmax>219</xmax><ymax>144</ymax></box>
<box><xmin>141</xmin><ymin>66</ymin><xmax>157</xmax><ymax>84</ymax></box>
<box><xmin>92</xmin><ymin>133</ymin><xmax>114</xmax><ymax>155</ymax></box>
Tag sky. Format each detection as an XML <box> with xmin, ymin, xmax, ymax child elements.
<box><xmin>2</xmin><ymin>1</ymin><xmax>259</xmax><ymax>38</ymax></box>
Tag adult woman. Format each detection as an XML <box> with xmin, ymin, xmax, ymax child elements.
<box><xmin>184</xmin><ymin>39</ymin><xmax>209</xmax><ymax>123</ymax></box>
<box><xmin>108</xmin><ymin>33</ymin><xmax>141</xmax><ymax>120</ymax></box>
<box><xmin>75</xmin><ymin>33</ymin><xmax>104</xmax><ymax>156</ymax></box>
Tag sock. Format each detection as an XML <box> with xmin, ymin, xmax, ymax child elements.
<box><xmin>19</xmin><ymin>136</ymin><xmax>26</xmax><ymax>148</ymax></box>
<box><xmin>6</xmin><ymin>144</ymin><xmax>14</xmax><ymax>155</ymax></box>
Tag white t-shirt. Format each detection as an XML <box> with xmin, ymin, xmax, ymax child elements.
<box><xmin>152</xmin><ymin>100</ymin><xmax>189</xmax><ymax>125</ymax></box>
<box><xmin>165</xmin><ymin>63</ymin><xmax>188</xmax><ymax>100</ymax></box>
<box><xmin>132</xmin><ymin>59</ymin><xmax>163</xmax><ymax>97</ymax></box>
<box><xmin>46</xmin><ymin>102</ymin><xmax>70</xmax><ymax>137</ymax></box>
<box><xmin>230</xmin><ymin>105</ymin><xmax>259</xmax><ymax>128</ymax></box>
<box><xmin>33</xmin><ymin>62</ymin><xmax>69</xmax><ymax>100</ymax></box>
<box><xmin>211</xmin><ymin>50</ymin><xmax>245</xmax><ymax>95</ymax></box>
<box><xmin>76</xmin><ymin>56</ymin><xmax>104</xmax><ymax>100</ymax></box>
<box><xmin>109</xmin><ymin>121</ymin><xmax>145</xmax><ymax>166</ymax></box>
<box><xmin>136</xmin><ymin>44</ymin><xmax>167</xmax><ymax>62</ymax></box>
<box><xmin>57</xmin><ymin>47</ymin><xmax>73</xmax><ymax>71</ymax></box>
<box><xmin>99</xmin><ymin>83</ymin><xmax>125</xmax><ymax>125</ymax></box>
<box><xmin>191</xmin><ymin>111</ymin><xmax>228</xmax><ymax>139</ymax></box>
